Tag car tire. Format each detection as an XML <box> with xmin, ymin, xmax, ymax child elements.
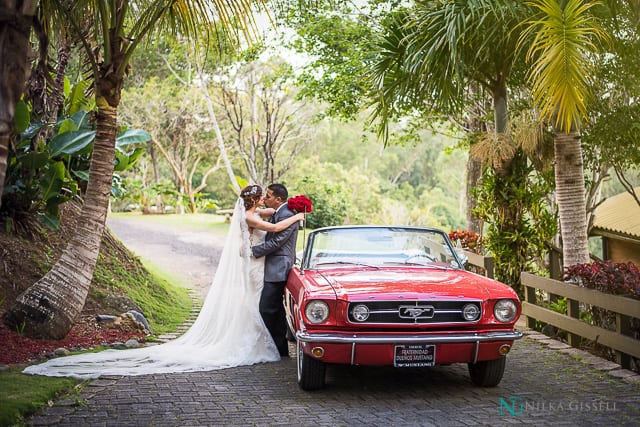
<box><xmin>468</xmin><ymin>357</ymin><xmax>506</xmax><ymax>387</ymax></box>
<box><xmin>296</xmin><ymin>339</ymin><xmax>326</xmax><ymax>391</ymax></box>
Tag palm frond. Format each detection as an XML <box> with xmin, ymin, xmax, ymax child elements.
<box><xmin>367</xmin><ymin>0</ymin><xmax>529</xmax><ymax>142</ymax></box>
<box><xmin>522</xmin><ymin>0</ymin><xmax>609</xmax><ymax>132</ymax></box>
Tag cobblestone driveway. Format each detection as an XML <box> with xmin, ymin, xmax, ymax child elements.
<box><xmin>29</xmin><ymin>332</ymin><xmax>640</xmax><ymax>427</ymax></box>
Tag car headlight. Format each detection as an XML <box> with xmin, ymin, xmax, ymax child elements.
<box><xmin>462</xmin><ymin>303</ymin><xmax>481</xmax><ymax>321</ymax></box>
<box><xmin>305</xmin><ymin>300</ymin><xmax>330</xmax><ymax>324</ymax></box>
<box><xmin>351</xmin><ymin>304</ymin><xmax>370</xmax><ymax>322</ymax></box>
<box><xmin>494</xmin><ymin>299</ymin><xmax>518</xmax><ymax>322</ymax></box>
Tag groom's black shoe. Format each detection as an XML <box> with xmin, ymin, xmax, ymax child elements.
<box><xmin>279</xmin><ymin>346</ymin><xmax>291</xmax><ymax>358</ymax></box>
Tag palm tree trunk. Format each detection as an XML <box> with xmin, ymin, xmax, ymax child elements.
<box><xmin>554</xmin><ymin>131</ymin><xmax>590</xmax><ymax>269</ymax></box>
<box><xmin>4</xmin><ymin>105</ymin><xmax>118</xmax><ymax>339</ymax></box>
<box><xmin>0</xmin><ymin>0</ymin><xmax>33</xmax><ymax>210</ymax></box>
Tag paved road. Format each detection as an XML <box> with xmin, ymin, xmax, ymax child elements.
<box><xmin>28</xmin><ymin>333</ymin><xmax>640</xmax><ymax>426</ymax></box>
<box><xmin>27</xmin><ymin>216</ymin><xmax>640</xmax><ymax>426</ymax></box>
<box><xmin>106</xmin><ymin>216</ymin><xmax>223</xmax><ymax>298</ymax></box>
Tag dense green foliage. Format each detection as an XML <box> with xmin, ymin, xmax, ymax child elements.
<box><xmin>290</xmin><ymin>175</ymin><xmax>348</xmax><ymax>228</ymax></box>
<box><xmin>474</xmin><ymin>156</ymin><xmax>557</xmax><ymax>294</ymax></box>
<box><xmin>116</xmin><ymin>44</ymin><xmax>471</xmax><ymax>229</ymax></box>
<box><xmin>582</xmin><ymin>1</ymin><xmax>640</xmax><ymax>197</ymax></box>
<box><xmin>2</xmin><ymin>80</ymin><xmax>148</xmax><ymax>230</ymax></box>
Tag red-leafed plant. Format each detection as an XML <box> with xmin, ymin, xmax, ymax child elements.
<box><xmin>564</xmin><ymin>260</ymin><xmax>640</xmax><ymax>365</ymax></box>
<box><xmin>448</xmin><ymin>229</ymin><xmax>482</xmax><ymax>254</ymax></box>
<box><xmin>565</xmin><ymin>260</ymin><xmax>640</xmax><ymax>300</ymax></box>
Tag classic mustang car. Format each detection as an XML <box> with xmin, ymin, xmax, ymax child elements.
<box><xmin>284</xmin><ymin>226</ymin><xmax>522</xmax><ymax>390</ymax></box>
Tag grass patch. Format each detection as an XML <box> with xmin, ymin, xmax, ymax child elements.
<box><xmin>133</xmin><ymin>259</ymin><xmax>195</xmax><ymax>335</ymax></box>
<box><xmin>0</xmin><ymin>368</ymin><xmax>80</xmax><ymax>426</ymax></box>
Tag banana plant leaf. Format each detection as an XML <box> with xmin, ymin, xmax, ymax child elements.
<box><xmin>49</xmin><ymin>130</ymin><xmax>96</xmax><ymax>157</ymax></box>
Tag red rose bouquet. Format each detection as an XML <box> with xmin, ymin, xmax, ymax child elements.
<box><xmin>288</xmin><ymin>195</ymin><xmax>313</xmax><ymax>230</ymax></box>
<box><xmin>287</xmin><ymin>195</ymin><xmax>313</xmax><ymax>214</ymax></box>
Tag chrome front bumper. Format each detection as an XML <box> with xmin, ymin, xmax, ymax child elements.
<box><xmin>296</xmin><ymin>330</ymin><xmax>523</xmax><ymax>365</ymax></box>
<box><xmin>296</xmin><ymin>330</ymin><xmax>523</xmax><ymax>344</ymax></box>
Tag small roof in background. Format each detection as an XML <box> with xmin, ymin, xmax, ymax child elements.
<box><xmin>591</xmin><ymin>187</ymin><xmax>640</xmax><ymax>240</ymax></box>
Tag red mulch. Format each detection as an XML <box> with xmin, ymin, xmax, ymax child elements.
<box><xmin>0</xmin><ymin>315</ymin><xmax>146</xmax><ymax>366</ymax></box>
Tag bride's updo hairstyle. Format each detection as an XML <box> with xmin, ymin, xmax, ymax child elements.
<box><xmin>240</xmin><ymin>185</ymin><xmax>262</xmax><ymax>209</ymax></box>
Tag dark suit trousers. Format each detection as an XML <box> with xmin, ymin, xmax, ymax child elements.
<box><xmin>259</xmin><ymin>280</ymin><xmax>288</xmax><ymax>356</ymax></box>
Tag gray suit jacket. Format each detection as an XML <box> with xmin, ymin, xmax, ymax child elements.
<box><xmin>252</xmin><ymin>204</ymin><xmax>299</xmax><ymax>282</ymax></box>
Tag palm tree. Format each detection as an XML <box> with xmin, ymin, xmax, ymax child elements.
<box><xmin>369</xmin><ymin>0</ymin><xmax>542</xmax><ymax>288</ymax></box>
<box><xmin>0</xmin><ymin>0</ymin><xmax>35</xmax><ymax>210</ymax></box>
<box><xmin>370</xmin><ymin>1</ymin><xmax>528</xmax><ymax>244</ymax></box>
<box><xmin>3</xmin><ymin>0</ymin><xmax>264</xmax><ymax>339</ymax></box>
<box><xmin>520</xmin><ymin>0</ymin><xmax>608</xmax><ymax>269</ymax></box>
<box><xmin>371</xmin><ymin>0</ymin><xmax>526</xmax><ymax>141</ymax></box>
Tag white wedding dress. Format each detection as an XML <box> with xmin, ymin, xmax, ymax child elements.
<box><xmin>23</xmin><ymin>199</ymin><xmax>279</xmax><ymax>379</ymax></box>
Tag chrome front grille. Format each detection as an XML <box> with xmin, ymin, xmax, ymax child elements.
<box><xmin>348</xmin><ymin>300</ymin><xmax>482</xmax><ymax>324</ymax></box>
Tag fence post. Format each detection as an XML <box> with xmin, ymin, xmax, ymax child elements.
<box><xmin>524</xmin><ymin>280</ymin><xmax>537</xmax><ymax>329</ymax></box>
<box><xmin>567</xmin><ymin>298</ymin><xmax>581</xmax><ymax>347</ymax></box>
<box><xmin>549</xmin><ymin>249</ymin><xmax>563</xmax><ymax>280</ymax></box>
<box><xmin>484</xmin><ymin>257</ymin><xmax>494</xmax><ymax>279</ymax></box>
<box><xmin>616</xmin><ymin>313</ymin><xmax>631</xmax><ymax>369</ymax></box>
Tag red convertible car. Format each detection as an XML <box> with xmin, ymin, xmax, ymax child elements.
<box><xmin>284</xmin><ymin>226</ymin><xmax>522</xmax><ymax>390</ymax></box>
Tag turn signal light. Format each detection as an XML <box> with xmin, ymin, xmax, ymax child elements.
<box><xmin>498</xmin><ymin>344</ymin><xmax>511</xmax><ymax>355</ymax></box>
<box><xmin>312</xmin><ymin>347</ymin><xmax>325</xmax><ymax>358</ymax></box>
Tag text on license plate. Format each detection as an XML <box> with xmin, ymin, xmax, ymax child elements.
<box><xmin>394</xmin><ymin>344</ymin><xmax>435</xmax><ymax>367</ymax></box>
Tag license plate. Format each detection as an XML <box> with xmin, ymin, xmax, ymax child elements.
<box><xmin>394</xmin><ymin>344</ymin><xmax>435</xmax><ymax>367</ymax></box>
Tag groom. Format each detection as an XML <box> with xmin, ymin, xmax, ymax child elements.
<box><xmin>251</xmin><ymin>183</ymin><xmax>299</xmax><ymax>357</ymax></box>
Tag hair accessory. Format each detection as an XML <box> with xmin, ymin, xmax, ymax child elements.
<box><xmin>241</xmin><ymin>185</ymin><xmax>260</xmax><ymax>197</ymax></box>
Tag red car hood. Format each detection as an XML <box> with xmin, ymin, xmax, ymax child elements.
<box><xmin>307</xmin><ymin>267</ymin><xmax>516</xmax><ymax>301</ymax></box>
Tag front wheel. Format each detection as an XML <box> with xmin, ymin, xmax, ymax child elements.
<box><xmin>468</xmin><ymin>357</ymin><xmax>506</xmax><ymax>387</ymax></box>
<box><xmin>297</xmin><ymin>339</ymin><xmax>326</xmax><ymax>390</ymax></box>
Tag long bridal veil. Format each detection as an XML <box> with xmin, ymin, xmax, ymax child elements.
<box><xmin>23</xmin><ymin>199</ymin><xmax>279</xmax><ymax>379</ymax></box>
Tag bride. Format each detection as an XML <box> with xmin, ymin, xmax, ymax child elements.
<box><xmin>23</xmin><ymin>185</ymin><xmax>304</xmax><ymax>378</ymax></box>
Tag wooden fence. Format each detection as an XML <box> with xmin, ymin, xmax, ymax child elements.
<box><xmin>462</xmin><ymin>250</ymin><xmax>495</xmax><ymax>279</ymax></box>
<box><xmin>521</xmin><ymin>271</ymin><xmax>640</xmax><ymax>369</ymax></box>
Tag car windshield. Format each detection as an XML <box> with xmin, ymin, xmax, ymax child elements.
<box><xmin>304</xmin><ymin>227</ymin><xmax>464</xmax><ymax>270</ymax></box>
